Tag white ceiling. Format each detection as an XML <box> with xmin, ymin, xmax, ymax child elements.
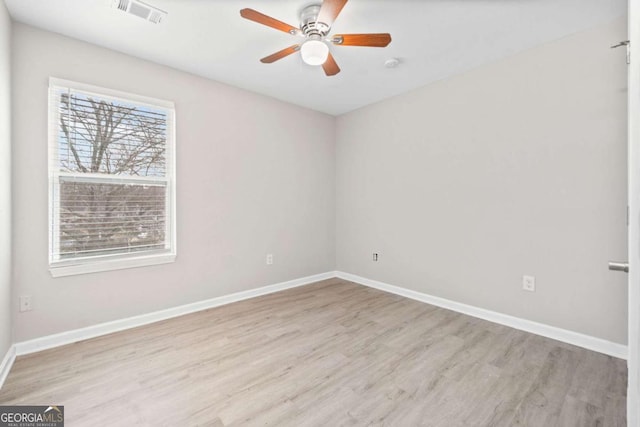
<box><xmin>5</xmin><ymin>0</ymin><xmax>627</xmax><ymax>115</ymax></box>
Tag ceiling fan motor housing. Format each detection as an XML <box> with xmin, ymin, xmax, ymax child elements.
<box><xmin>300</xmin><ymin>4</ymin><xmax>330</xmax><ymax>37</ymax></box>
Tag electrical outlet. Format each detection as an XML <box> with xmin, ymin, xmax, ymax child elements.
<box><xmin>522</xmin><ymin>275</ymin><xmax>535</xmax><ymax>292</ymax></box>
<box><xmin>19</xmin><ymin>295</ymin><xmax>32</xmax><ymax>312</ymax></box>
<box><xmin>373</xmin><ymin>253</ymin><xmax>379</xmax><ymax>262</ymax></box>
<box><xmin>266</xmin><ymin>254</ymin><xmax>273</xmax><ymax>265</ymax></box>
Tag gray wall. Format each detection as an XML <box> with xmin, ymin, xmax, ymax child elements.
<box><xmin>0</xmin><ymin>2</ymin><xmax>12</xmax><ymax>357</ymax></box>
<box><xmin>336</xmin><ymin>18</ymin><xmax>628</xmax><ymax>344</ymax></box>
<box><xmin>11</xmin><ymin>23</ymin><xmax>336</xmax><ymax>342</ymax></box>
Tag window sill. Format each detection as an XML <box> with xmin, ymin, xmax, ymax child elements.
<box><xmin>49</xmin><ymin>253</ymin><xmax>176</xmax><ymax>277</ymax></box>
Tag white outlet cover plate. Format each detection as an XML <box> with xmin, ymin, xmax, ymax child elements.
<box><xmin>19</xmin><ymin>295</ymin><xmax>32</xmax><ymax>312</ymax></box>
<box><xmin>522</xmin><ymin>275</ymin><xmax>536</xmax><ymax>292</ymax></box>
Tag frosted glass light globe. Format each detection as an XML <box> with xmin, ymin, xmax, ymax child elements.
<box><xmin>300</xmin><ymin>39</ymin><xmax>329</xmax><ymax>66</ymax></box>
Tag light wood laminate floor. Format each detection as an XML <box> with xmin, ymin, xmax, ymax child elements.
<box><xmin>0</xmin><ymin>279</ymin><xmax>627</xmax><ymax>426</ymax></box>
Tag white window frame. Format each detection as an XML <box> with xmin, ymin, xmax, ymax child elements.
<box><xmin>48</xmin><ymin>77</ymin><xmax>176</xmax><ymax>277</ymax></box>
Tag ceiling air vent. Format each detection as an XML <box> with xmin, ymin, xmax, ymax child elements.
<box><xmin>112</xmin><ymin>0</ymin><xmax>167</xmax><ymax>24</ymax></box>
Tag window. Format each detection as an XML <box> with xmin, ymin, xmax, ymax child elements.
<box><xmin>48</xmin><ymin>78</ymin><xmax>176</xmax><ymax>277</ymax></box>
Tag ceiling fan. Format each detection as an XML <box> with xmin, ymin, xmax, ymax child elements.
<box><xmin>240</xmin><ymin>0</ymin><xmax>392</xmax><ymax>76</ymax></box>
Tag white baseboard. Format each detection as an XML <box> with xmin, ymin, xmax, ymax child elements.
<box><xmin>14</xmin><ymin>271</ymin><xmax>337</xmax><ymax>357</ymax></box>
<box><xmin>8</xmin><ymin>269</ymin><xmax>627</xmax><ymax>365</ymax></box>
<box><xmin>0</xmin><ymin>344</ymin><xmax>16</xmax><ymax>389</ymax></box>
<box><xmin>336</xmin><ymin>271</ymin><xmax>628</xmax><ymax>360</ymax></box>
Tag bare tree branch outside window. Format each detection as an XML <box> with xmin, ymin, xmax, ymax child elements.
<box><xmin>55</xmin><ymin>91</ymin><xmax>169</xmax><ymax>258</ymax></box>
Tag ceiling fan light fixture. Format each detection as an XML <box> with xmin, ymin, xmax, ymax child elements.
<box><xmin>240</xmin><ymin>1</ymin><xmax>392</xmax><ymax>76</ymax></box>
<box><xmin>300</xmin><ymin>39</ymin><xmax>329</xmax><ymax>66</ymax></box>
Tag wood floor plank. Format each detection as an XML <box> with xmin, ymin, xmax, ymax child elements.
<box><xmin>0</xmin><ymin>278</ymin><xmax>627</xmax><ymax>426</ymax></box>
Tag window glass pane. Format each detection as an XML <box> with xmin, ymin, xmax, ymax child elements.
<box><xmin>57</xmin><ymin>91</ymin><xmax>167</xmax><ymax>177</ymax></box>
<box><xmin>58</xmin><ymin>181</ymin><xmax>167</xmax><ymax>259</ymax></box>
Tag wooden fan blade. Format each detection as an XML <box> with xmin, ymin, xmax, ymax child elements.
<box><xmin>332</xmin><ymin>33</ymin><xmax>392</xmax><ymax>47</ymax></box>
<box><xmin>240</xmin><ymin>8</ymin><xmax>299</xmax><ymax>35</ymax></box>
<box><xmin>317</xmin><ymin>0</ymin><xmax>348</xmax><ymax>25</ymax></box>
<box><xmin>260</xmin><ymin>45</ymin><xmax>300</xmax><ymax>63</ymax></box>
<box><xmin>322</xmin><ymin>53</ymin><xmax>341</xmax><ymax>76</ymax></box>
